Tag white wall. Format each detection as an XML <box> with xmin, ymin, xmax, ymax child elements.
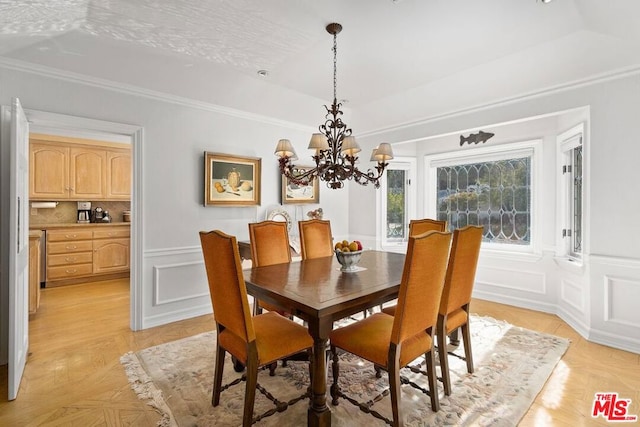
<box><xmin>0</xmin><ymin>65</ymin><xmax>351</xmax><ymax>360</ymax></box>
<box><xmin>353</xmin><ymin>73</ymin><xmax>640</xmax><ymax>353</ymax></box>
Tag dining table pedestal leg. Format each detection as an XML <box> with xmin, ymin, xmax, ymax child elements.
<box><xmin>307</xmin><ymin>318</ymin><xmax>332</xmax><ymax>426</ymax></box>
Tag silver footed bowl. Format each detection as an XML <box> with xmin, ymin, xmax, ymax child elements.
<box><xmin>334</xmin><ymin>249</ymin><xmax>363</xmax><ymax>272</ymax></box>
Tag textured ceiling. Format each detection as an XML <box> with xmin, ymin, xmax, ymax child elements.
<box><xmin>2</xmin><ymin>0</ymin><xmax>640</xmax><ymax>130</ymax></box>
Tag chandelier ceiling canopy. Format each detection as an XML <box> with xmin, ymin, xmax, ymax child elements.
<box><xmin>275</xmin><ymin>23</ymin><xmax>393</xmax><ymax>190</ymax></box>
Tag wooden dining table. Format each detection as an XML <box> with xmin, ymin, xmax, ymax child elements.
<box><xmin>244</xmin><ymin>250</ymin><xmax>405</xmax><ymax>427</ymax></box>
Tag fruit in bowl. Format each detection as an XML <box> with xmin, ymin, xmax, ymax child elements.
<box><xmin>334</xmin><ymin>240</ymin><xmax>363</xmax><ymax>272</ymax></box>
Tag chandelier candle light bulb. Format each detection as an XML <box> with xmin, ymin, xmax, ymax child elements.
<box><xmin>274</xmin><ymin>23</ymin><xmax>393</xmax><ymax>189</ymax></box>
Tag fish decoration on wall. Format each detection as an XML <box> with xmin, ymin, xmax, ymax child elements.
<box><xmin>460</xmin><ymin>130</ymin><xmax>495</xmax><ymax>146</ymax></box>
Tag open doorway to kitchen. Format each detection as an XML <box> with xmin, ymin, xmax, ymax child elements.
<box><xmin>24</xmin><ymin>109</ymin><xmax>142</xmax><ymax>331</ymax></box>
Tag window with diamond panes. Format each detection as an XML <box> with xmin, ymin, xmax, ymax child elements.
<box><xmin>436</xmin><ymin>157</ymin><xmax>531</xmax><ymax>245</ymax></box>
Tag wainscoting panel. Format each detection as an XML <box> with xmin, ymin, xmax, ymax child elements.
<box><xmin>475</xmin><ymin>265</ymin><xmax>547</xmax><ymax>295</ymax></box>
<box><xmin>153</xmin><ymin>260</ymin><xmax>208</xmax><ymax>306</ymax></box>
<box><xmin>560</xmin><ymin>278</ymin><xmax>585</xmax><ymax>313</ymax></box>
<box><xmin>604</xmin><ymin>275</ymin><xmax>640</xmax><ymax>328</ymax></box>
<box><xmin>588</xmin><ymin>255</ymin><xmax>640</xmax><ymax>354</ymax></box>
<box><xmin>141</xmin><ymin>246</ymin><xmax>213</xmax><ymax>329</ymax></box>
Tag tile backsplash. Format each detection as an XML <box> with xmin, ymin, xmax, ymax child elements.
<box><xmin>30</xmin><ymin>201</ymin><xmax>131</xmax><ymax>225</ymax></box>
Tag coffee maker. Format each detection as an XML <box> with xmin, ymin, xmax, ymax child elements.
<box><xmin>77</xmin><ymin>201</ymin><xmax>91</xmax><ymax>223</ymax></box>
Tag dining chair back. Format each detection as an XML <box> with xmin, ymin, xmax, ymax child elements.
<box><xmin>248</xmin><ymin>220</ymin><xmax>292</xmax><ymax>316</ymax></box>
<box><xmin>436</xmin><ymin>225</ymin><xmax>483</xmax><ymax>395</ymax></box>
<box><xmin>249</xmin><ymin>220</ymin><xmax>292</xmax><ymax>268</ymax></box>
<box><xmin>409</xmin><ymin>218</ymin><xmax>447</xmax><ymax>236</ymax></box>
<box><xmin>199</xmin><ymin>230</ymin><xmax>313</xmax><ymax>426</ymax></box>
<box><xmin>329</xmin><ymin>230</ymin><xmax>452</xmax><ymax>425</ymax></box>
<box><xmin>298</xmin><ymin>219</ymin><xmax>334</xmax><ymax>259</ymax></box>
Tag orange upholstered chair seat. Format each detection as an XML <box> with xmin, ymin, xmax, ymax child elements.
<box><xmin>442</xmin><ymin>308</ymin><xmax>467</xmax><ymax>334</ymax></box>
<box><xmin>219</xmin><ymin>311</ymin><xmax>313</xmax><ymax>366</ymax></box>
<box><xmin>330</xmin><ymin>313</ymin><xmax>433</xmax><ymax>368</ymax></box>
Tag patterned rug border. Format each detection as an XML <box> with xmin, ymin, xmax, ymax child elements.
<box><xmin>121</xmin><ymin>314</ymin><xmax>570</xmax><ymax>426</ymax></box>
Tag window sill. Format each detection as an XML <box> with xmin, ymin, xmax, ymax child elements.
<box><xmin>553</xmin><ymin>256</ymin><xmax>586</xmax><ymax>274</ymax></box>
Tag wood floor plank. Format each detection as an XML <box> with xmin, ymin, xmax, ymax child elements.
<box><xmin>1</xmin><ymin>279</ymin><xmax>639</xmax><ymax>426</ymax></box>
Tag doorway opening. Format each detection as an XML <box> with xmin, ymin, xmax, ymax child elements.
<box><xmin>25</xmin><ymin>108</ymin><xmax>142</xmax><ymax>331</ymax></box>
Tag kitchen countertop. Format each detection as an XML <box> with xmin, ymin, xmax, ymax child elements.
<box><xmin>30</xmin><ymin>222</ymin><xmax>131</xmax><ymax>230</ymax></box>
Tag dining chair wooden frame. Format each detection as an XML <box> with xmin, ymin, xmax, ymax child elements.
<box><xmin>298</xmin><ymin>219</ymin><xmax>334</xmax><ymax>260</ymax></box>
<box><xmin>329</xmin><ymin>231</ymin><xmax>452</xmax><ymax>426</ymax></box>
<box><xmin>199</xmin><ymin>229</ymin><xmax>314</xmax><ymax>426</ymax></box>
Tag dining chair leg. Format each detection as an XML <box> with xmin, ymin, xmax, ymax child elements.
<box><xmin>426</xmin><ymin>346</ymin><xmax>440</xmax><ymax>412</ymax></box>
<box><xmin>388</xmin><ymin>346</ymin><xmax>402</xmax><ymax>427</ymax></box>
<box><xmin>242</xmin><ymin>357</ymin><xmax>258</xmax><ymax>427</ymax></box>
<box><xmin>436</xmin><ymin>329</ymin><xmax>451</xmax><ymax>395</ymax></box>
<box><xmin>461</xmin><ymin>321</ymin><xmax>474</xmax><ymax>373</ymax></box>
<box><xmin>212</xmin><ymin>344</ymin><xmax>226</xmax><ymax>406</ymax></box>
<box><xmin>330</xmin><ymin>345</ymin><xmax>340</xmax><ymax>405</ymax></box>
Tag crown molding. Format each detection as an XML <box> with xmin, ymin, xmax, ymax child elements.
<box><xmin>358</xmin><ymin>64</ymin><xmax>640</xmax><ymax>138</ymax></box>
<box><xmin>0</xmin><ymin>57</ymin><xmax>314</xmax><ymax>133</ymax></box>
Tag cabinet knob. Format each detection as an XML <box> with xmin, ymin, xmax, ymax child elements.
<box><xmin>66</xmin><ymin>268</ymin><xmax>77</xmax><ymax>273</ymax></box>
<box><xmin>66</xmin><ymin>245</ymin><xmax>77</xmax><ymax>250</ymax></box>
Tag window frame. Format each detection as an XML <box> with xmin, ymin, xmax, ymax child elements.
<box><xmin>557</xmin><ymin>123</ymin><xmax>585</xmax><ymax>262</ymax></box>
<box><xmin>378</xmin><ymin>157</ymin><xmax>417</xmax><ymax>251</ymax></box>
<box><xmin>424</xmin><ymin>140</ymin><xmax>542</xmax><ymax>256</ymax></box>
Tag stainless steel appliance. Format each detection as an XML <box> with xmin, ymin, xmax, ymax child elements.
<box><xmin>77</xmin><ymin>201</ymin><xmax>91</xmax><ymax>223</ymax></box>
<box><xmin>93</xmin><ymin>206</ymin><xmax>104</xmax><ymax>222</ymax></box>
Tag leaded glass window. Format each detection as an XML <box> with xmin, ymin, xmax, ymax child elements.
<box><xmin>436</xmin><ymin>157</ymin><xmax>531</xmax><ymax>245</ymax></box>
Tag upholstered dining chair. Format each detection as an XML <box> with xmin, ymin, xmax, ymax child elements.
<box><xmin>199</xmin><ymin>230</ymin><xmax>314</xmax><ymax>426</ymax></box>
<box><xmin>409</xmin><ymin>218</ymin><xmax>447</xmax><ymax>236</ymax></box>
<box><xmin>375</xmin><ymin>218</ymin><xmax>447</xmax><ymax>315</ymax></box>
<box><xmin>298</xmin><ymin>219</ymin><xmax>334</xmax><ymax>259</ymax></box>
<box><xmin>329</xmin><ymin>230</ymin><xmax>452</xmax><ymax>426</ymax></box>
<box><xmin>435</xmin><ymin>225</ymin><xmax>483</xmax><ymax>395</ymax></box>
<box><xmin>248</xmin><ymin>220</ymin><xmax>292</xmax><ymax>316</ymax></box>
<box><xmin>382</xmin><ymin>225</ymin><xmax>483</xmax><ymax>396</ymax></box>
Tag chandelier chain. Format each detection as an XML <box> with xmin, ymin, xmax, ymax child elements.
<box><xmin>333</xmin><ymin>32</ymin><xmax>338</xmax><ymax>103</ymax></box>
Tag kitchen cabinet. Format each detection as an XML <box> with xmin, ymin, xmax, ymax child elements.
<box><xmin>45</xmin><ymin>226</ymin><xmax>130</xmax><ymax>286</ymax></box>
<box><xmin>106</xmin><ymin>149</ymin><xmax>132</xmax><ymax>199</ymax></box>
<box><xmin>46</xmin><ymin>229</ymin><xmax>94</xmax><ymax>282</ymax></box>
<box><xmin>93</xmin><ymin>228</ymin><xmax>130</xmax><ymax>274</ymax></box>
<box><xmin>30</xmin><ymin>142</ymin><xmax>68</xmax><ymax>199</ymax></box>
<box><xmin>29</xmin><ymin>134</ymin><xmax>130</xmax><ymax>201</ymax></box>
<box><xmin>68</xmin><ymin>146</ymin><xmax>107</xmax><ymax>199</ymax></box>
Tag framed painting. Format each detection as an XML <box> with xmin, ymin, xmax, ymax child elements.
<box><xmin>281</xmin><ymin>166</ymin><xmax>319</xmax><ymax>204</ymax></box>
<box><xmin>204</xmin><ymin>152</ymin><xmax>261</xmax><ymax>206</ymax></box>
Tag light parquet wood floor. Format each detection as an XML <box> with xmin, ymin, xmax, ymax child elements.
<box><xmin>1</xmin><ymin>279</ymin><xmax>639</xmax><ymax>426</ymax></box>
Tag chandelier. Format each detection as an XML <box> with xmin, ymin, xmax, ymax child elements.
<box><xmin>274</xmin><ymin>23</ymin><xmax>394</xmax><ymax>190</ymax></box>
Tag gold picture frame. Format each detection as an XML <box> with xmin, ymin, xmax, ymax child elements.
<box><xmin>204</xmin><ymin>152</ymin><xmax>261</xmax><ymax>206</ymax></box>
<box><xmin>281</xmin><ymin>166</ymin><xmax>319</xmax><ymax>204</ymax></box>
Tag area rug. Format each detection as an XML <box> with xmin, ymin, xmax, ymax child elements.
<box><xmin>121</xmin><ymin>315</ymin><xmax>569</xmax><ymax>426</ymax></box>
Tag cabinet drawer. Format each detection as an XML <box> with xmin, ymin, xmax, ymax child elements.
<box><xmin>48</xmin><ymin>252</ymin><xmax>93</xmax><ymax>267</ymax></box>
<box><xmin>47</xmin><ymin>263</ymin><xmax>93</xmax><ymax>280</ymax></box>
<box><xmin>47</xmin><ymin>240</ymin><xmax>93</xmax><ymax>255</ymax></box>
<box><xmin>93</xmin><ymin>228</ymin><xmax>130</xmax><ymax>239</ymax></box>
<box><xmin>47</xmin><ymin>230</ymin><xmax>93</xmax><ymax>242</ymax></box>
